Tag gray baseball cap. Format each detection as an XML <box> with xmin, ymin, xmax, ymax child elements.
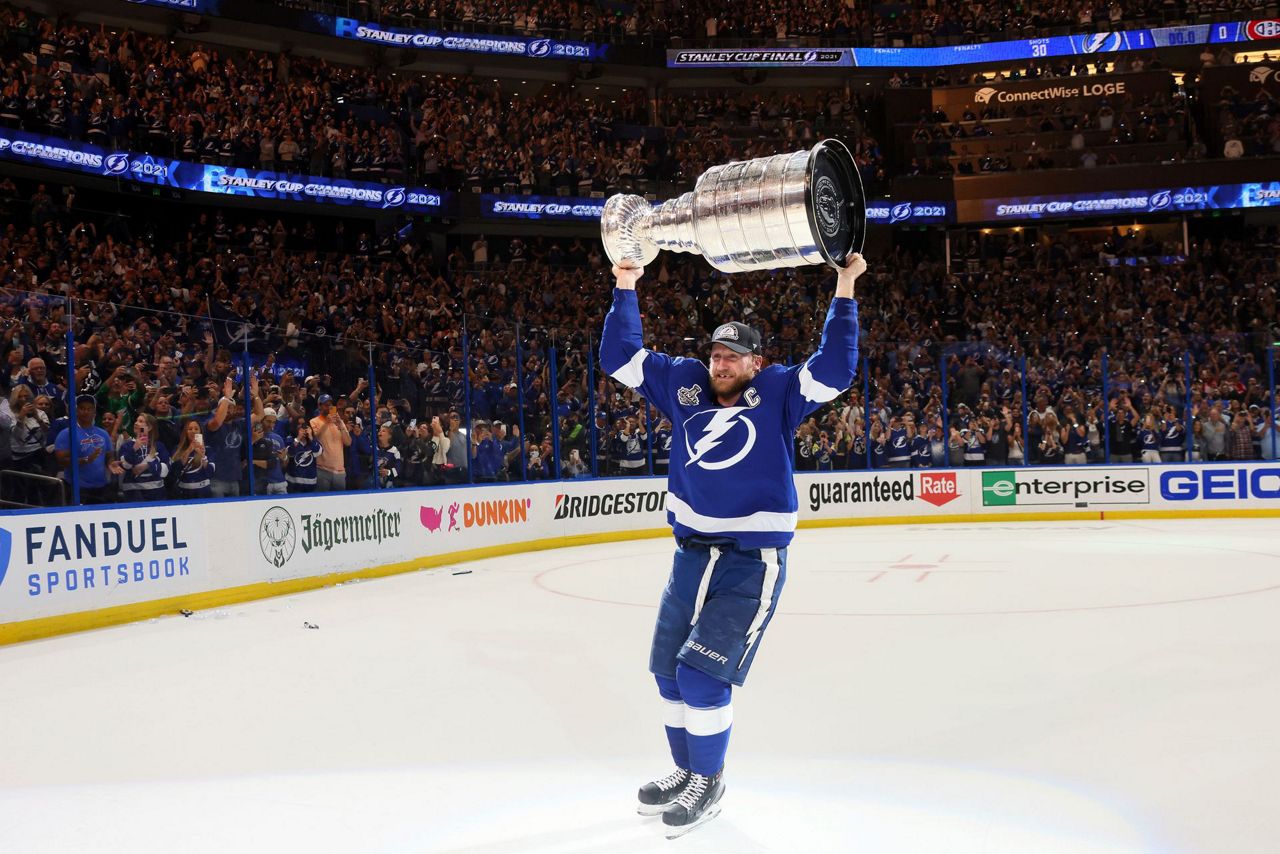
<box><xmin>708</xmin><ymin>321</ymin><xmax>761</xmax><ymax>355</ymax></box>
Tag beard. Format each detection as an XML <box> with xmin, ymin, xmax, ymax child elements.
<box><xmin>710</xmin><ymin>371</ymin><xmax>754</xmax><ymax>400</ymax></box>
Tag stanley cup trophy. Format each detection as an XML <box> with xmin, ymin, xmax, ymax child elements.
<box><xmin>601</xmin><ymin>139</ymin><xmax>866</xmax><ymax>274</ymax></box>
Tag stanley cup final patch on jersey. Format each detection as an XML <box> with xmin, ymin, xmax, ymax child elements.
<box><xmin>678</xmin><ymin>385</ymin><xmax>703</xmax><ymax>406</ymax></box>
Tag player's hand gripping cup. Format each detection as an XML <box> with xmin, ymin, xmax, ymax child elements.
<box><xmin>600</xmin><ymin>141</ymin><xmax>868</xmax><ymax>839</ymax></box>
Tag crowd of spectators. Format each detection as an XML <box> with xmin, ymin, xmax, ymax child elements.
<box><xmin>3</xmin><ymin>3</ymin><xmax>1276</xmax><ymax>202</ymax></box>
<box><xmin>2</xmin><ymin>173</ymin><xmax>1277</xmax><ymax>507</ymax></box>
<box><xmin>656</xmin><ymin>89</ymin><xmax>886</xmax><ymax>192</ymax></box>
<box><xmin>1211</xmin><ymin>80</ymin><xmax>1280</xmax><ymax>159</ymax></box>
<box><xmin>0</xmin><ymin>2</ymin><xmax>891</xmax><ymax>196</ymax></box>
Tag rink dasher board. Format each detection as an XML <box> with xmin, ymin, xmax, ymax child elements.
<box><xmin>1</xmin><ymin>463</ymin><xmax>1278</xmax><ymax>643</ymax></box>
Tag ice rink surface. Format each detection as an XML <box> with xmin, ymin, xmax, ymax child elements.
<box><xmin>3</xmin><ymin>518</ymin><xmax>1279</xmax><ymax>853</ymax></box>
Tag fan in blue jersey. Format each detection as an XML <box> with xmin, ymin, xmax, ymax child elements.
<box><xmin>117</xmin><ymin>414</ymin><xmax>170</xmax><ymax>502</ymax></box>
<box><xmin>1139</xmin><ymin>413</ymin><xmax>1162</xmax><ymax>463</ymax></box>
<box><xmin>910</xmin><ymin>422</ymin><xmax>932</xmax><ymax>467</ymax></box>
<box><xmin>654</xmin><ymin>417</ymin><xmax>672</xmax><ymax>474</ymax></box>
<box><xmin>172</xmin><ymin>419</ymin><xmax>216</xmax><ymax>499</ymax></box>
<box><xmin>601</xmin><ymin>254</ymin><xmax>865</xmax><ymax>837</ymax></box>
<box><xmin>286</xmin><ymin>422</ymin><xmax>322</xmax><ymax>492</ymax></box>
<box><xmin>1158</xmin><ymin>406</ymin><xmax>1186</xmax><ymax>462</ymax></box>
<box><xmin>885</xmin><ymin>416</ymin><xmax>911</xmax><ymax>467</ymax></box>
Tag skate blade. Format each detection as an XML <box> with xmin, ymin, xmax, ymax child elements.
<box><xmin>663</xmin><ymin>803</ymin><xmax>722</xmax><ymax>839</ymax></box>
<box><xmin>637</xmin><ymin>802</ymin><xmax>668</xmax><ymax>817</ymax></box>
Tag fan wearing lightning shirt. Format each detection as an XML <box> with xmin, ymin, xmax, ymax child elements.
<box><xmin>600</xmin><ymin>254</ymin><xmax>865</xmax><ymax>838</ymax></box>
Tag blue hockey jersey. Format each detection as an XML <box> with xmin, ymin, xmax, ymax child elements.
<box><xmin>600</xmin><ymin>288</ymin><xmax>859</xmax><ymax>548</ymax></box>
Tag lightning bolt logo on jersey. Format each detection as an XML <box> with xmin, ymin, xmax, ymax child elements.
<box><xmin>600</xmin><ymin>288</ymin><xmax>859</xmax><ymax>548</ymax></box>
<box><xmin>685</xmin><ymin>407</ymin><xmax>758</xmax><ymax>470</ymax></box>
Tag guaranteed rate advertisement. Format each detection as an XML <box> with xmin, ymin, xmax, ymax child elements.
<box><xmin>969</xmin><ymin>183</ymin><xmax>1280</xmax><ymax>222</ymax></box>
<box><xmin>0</xmin><ymin>128</ymin><xmax>450</xmax><ymax>215</ymax></box>
<box><xmin>315</xmin><ymin>16</ymin><xmax>608</xmax><ymax>62</ymax></box>
<box><xmin>669</xmin><ymin>19</ymin><xmax>1280</xmax><ymax>68</ymax></box>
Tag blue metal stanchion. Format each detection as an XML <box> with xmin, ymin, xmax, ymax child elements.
<box><xmin>242</xmin><ymin>334</ymin><xmax>255</xmax><ymax>495</ymax></box>
<box><xmin>1184</xmin><ymin>350</ymin><xmax>1194</xmax><ymax>462</ymax></box>
<box><xmin>463</xmin><ymin>329</ymin><xmax>474</xmax><ymax>484</ymax></box>
<box><xmin>862</xmin><ymin>355</ymin><xmax>872</xmax><ymax>469</ymax></box>
<box><xmin>549</xmin><ymin>347</ymin><xmax>561</xmax><ymax>479</ymax></box>
<box><xmin>368</xmin><ymin>344</ymin><xmax>379</xmax><ymax>489</ymax></box>
<box><xmin>1020</xmin><ymin>354</ymin><xmax>1029</xmax><ymax>467</ymax></box>
<box><xmin>1269</xmin><ymin>347</ymin><xmax>1278</xmax><ymax>458</ymax></box>
<box><xmin>515</xmin><ymin>327</ymin><xmax>528</xmax><ymax>481</ymax></box>
<box><xmin>1101</xmin><ymin>351</ymin><xmax>1111</xmax><ymax>466</ymax></box>
<box><xmin>67</xmin><ymin>298</ymin><xmax>80</xmax><ymax>505</ymax></box>
<box><xmin>940</xmin><ymin>353</ymin><xmax>950</xmax><ymax>468</ymax></box>
<box><xmin>645</xmin><ymin>393</ymin><xmax>654</xmax><ymax>476</ymax></box>
<box><xmin>587</xmin><ymin>335</ymin><xmax>598</xmax><ymax>479</ymax></box>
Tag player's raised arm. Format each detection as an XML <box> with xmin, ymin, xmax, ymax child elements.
<box><xmin>785</xmin><ymin>253</ymin><xmax>866</xmax><ymax>425</ymax></box>
<box><xmin>599</xmin><ymin>264</ymin><xmax>680</xmax><ymax>406</ymax></box>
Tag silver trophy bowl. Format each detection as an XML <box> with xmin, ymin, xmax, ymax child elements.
<box><xmin>601</xmin><ymin>139</ymin><xmax>866</xmax><ymax>273</ymax></box>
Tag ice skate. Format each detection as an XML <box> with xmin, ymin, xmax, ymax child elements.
<box><xmin>637</xmin><ymin>767</ymin><xmax>690</xmax><ymax>816</ymax></box>
<box><xmin>662</xmin><ymin>768</ymin><xmax>724</xmax><ymax>838</ymax></box>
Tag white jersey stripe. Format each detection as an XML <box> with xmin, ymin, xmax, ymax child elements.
<box><xmin>739</xmin><ymin>548</ymin><xmax>780</xmax><ymax>668</ymax></box>
<box><xmin>610</xmin><ymin>348</ymin><xmax>648</xmax><ymax>388</ymax></box>
<box><xmin>662</xmin><ymin>698</ymin><xmax>686</xmax><ymax>728</ymax></box>
<box><xmin>667</xmin><ymin>493</ymin><xmax>797</xmax><ymax>534</ymax></box>
<box><xmin>690</xmin><ymin>546</ymin><xmax>720</xmax><ymax>626</ymax></box>
<box><xmin>684</xmin><ymin>703</ymin><xmax>733</xmax><ymax>737</ymax></box>
<box><xmin>799</xmin><ymin>360</ymin><xmax>841</xmax><ymax>403</ymax></box>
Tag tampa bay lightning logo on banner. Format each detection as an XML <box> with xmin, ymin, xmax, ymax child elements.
<box><xmin>684</xmin><ymin>407</ymin><xmax>757</xmax><ymax>471</ymax></box>
<box><xmin>528</xmin><ymin>39</ymin><xmax>552</xmax><ymax>57</ymax></box>
<box><xmin>804</xmin><ymin>51</ymin><xmax>818</xmax><ymax>63</ymax></box>
<box><xmin>890</xmin><ymin>203</ymin><xmax>913</xmax><ymax>223</ymax></box>
<box><xmin>0</xmin><ymin>526</ymin><xmax>11</xmax><ymax>589</ymax></box>
<box><xmin>1149</xmin><ymin>190</ymin><xmax>1172</xmax><ymax>210</ymax></box>
<box><xmin>1081</xmin><ymin>32</ymin><xmax>1123</xmax><ymax>53</ymax></box>
<box><xmin>104</xmin><ymin>153</ymin><xmax>130</xmax><ymax>175</ymax></box>
<box><xmin>383</xmin><ymin>187</ymin><xmax>406</xmax><ymax>208</ymax></box>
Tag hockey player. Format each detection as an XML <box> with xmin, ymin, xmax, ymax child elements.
<box><xmin>600</xmin><ymin>253</ymin><xmax>865</xmax><ymax>837</ymax></box>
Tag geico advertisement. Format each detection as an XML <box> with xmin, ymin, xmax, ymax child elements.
<box><xmin>1158</xmin><ymin>465</ymin><xmax>1280</xmax><ymax>502</ymax></box>
<box><xmin>0</xmin><ymin>507</ymin><xmax>207</xmax><ymax>620</ymax></box>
